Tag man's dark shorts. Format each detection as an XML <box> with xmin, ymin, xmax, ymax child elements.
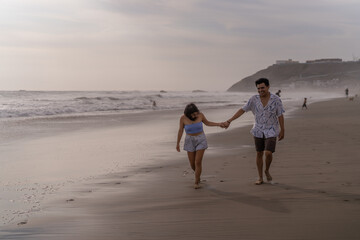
<box><xmin>254</xmin><ymin>136</ymin><xmax>277</xmax><ymax>153</ymax></box>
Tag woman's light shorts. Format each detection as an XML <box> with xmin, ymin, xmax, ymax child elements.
<box><xmin>183</xmin><ymin>132</ymin><xmax>208</xmax><ymax>152</ymax></box>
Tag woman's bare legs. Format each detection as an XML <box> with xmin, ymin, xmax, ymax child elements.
<box><xmin>187</xmin><ymin>149</ymin><xmax>205</xmax><ymax>189</ymax></box>
<box><xmin>187</xmin><ymin>151</ymin><xmax>196</xmax><ymax>171</ymax></box>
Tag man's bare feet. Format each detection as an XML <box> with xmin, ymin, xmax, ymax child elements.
<box><xmin>194</xmin><ymin>183</ymin><xmax>201</xmax><ymax>189</ymax></box>
<box><xmin>255</xmin><ymin>179</ymin><xmax>264</xmax><ymax>185</ymax></box>
<box><xmin>265</xmin><ymin>170</ymin><xmax>272</xmax><ymax>181</ymax></box>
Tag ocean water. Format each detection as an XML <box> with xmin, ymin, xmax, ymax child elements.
<box><xmin>0</xmin><ymin>91</ymin><xmax>253</xmax><ymax>119</ymax></box>
<box><xmin>0</xmin><ymin>90</ymin><xmax>344</xmax><ymax>227</ymax></box>
<box><xmin>0</xmin><ymin>90</ymin><xmax>344</xmax><ymax>119</ymax></box>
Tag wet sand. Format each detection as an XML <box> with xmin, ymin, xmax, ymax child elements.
<box><xmin>1</xmin><ymin>97</ymin><xmax>360</xmax><ymax>239</ymax></box>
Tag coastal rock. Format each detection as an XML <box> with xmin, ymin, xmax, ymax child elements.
<box><xmin>228</xmin><ymin>60</ymin><xmax>360</xmax><ymax>91</ymax></box>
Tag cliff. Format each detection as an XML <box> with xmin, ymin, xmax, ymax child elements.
<box><xmin>227</xmin><ymin>61</ymin><xmax>360</xmax><ymax>92</ymax></box>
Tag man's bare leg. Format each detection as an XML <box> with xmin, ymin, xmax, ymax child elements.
<box><xmin>256</xmin><ymin>151</ymin><xmax>264</xmax><ymax>184</ymax></box>
<box><xmin>264</xmin><ymin>150</ymin><xmax>273</xmax><ymax>181</ymax></box>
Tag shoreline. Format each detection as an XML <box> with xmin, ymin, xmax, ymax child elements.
<box><xmin>1</xmin><ymin>96</ymin><xmax>360</xmax><ymax>239</ymax></box>
<box><xmin>0</xmin><ymin>104</ymin><xmax>248</xmax><ymax>228</ymax></box>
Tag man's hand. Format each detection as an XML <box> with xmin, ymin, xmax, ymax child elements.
<box><xmin>278</xmin><ymin>130</ymin><xmax>285</xmax><ymax>141</ymax></box>
<box><xmin>176</xmin><ymin>144</ymin><xmax>180</xmax><ymax>152</ymax></box>
<box><xmin>220</xmin><ymin>121</ymin><xmax>230</xmax><ymax>129</ymax></box>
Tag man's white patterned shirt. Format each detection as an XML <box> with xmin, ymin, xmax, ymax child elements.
<box><xmin>242</xmin><ymin>93</ymin><xmax>285</xmax><ymax>138</ymax></box>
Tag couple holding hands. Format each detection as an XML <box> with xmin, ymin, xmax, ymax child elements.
<box><xmin>176</xmin><ymin>78</ymin><xmax>285</xmax><ymax>189</ymax></box>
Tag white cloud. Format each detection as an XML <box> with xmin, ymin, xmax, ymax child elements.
<box><xmin>0</xmin><ymin>0</ymin><xmax>360</xmax><ymax>91</ymax></box>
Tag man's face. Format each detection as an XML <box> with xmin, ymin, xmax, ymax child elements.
<box><xmin>256</xmin><ymin>83</ymin><xmax>269</xmax><ymax>97</ymax></box>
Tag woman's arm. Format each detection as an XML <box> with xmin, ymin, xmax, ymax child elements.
<box><xmin>201</xmin><ymin>113</ymin><xmax>221</xmax><ymax>127</ymax></box>
<box><xmin>176</xmin><ymin>116</ymin><xmax>185</xmax><ymax>152</ymax></box>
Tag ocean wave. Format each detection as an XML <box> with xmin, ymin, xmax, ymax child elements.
<box><xmin>0</xmin><ymin>91</ymin><xmax>252</xmax><ymax>119</ymax></box>
<box><xmin>75</xmin><ymin>97</ymin><xmax>115</xmax><ymax>101</ymax></box>
<box><xmin>193</xmin><ymin>100</ymin><xmax>231</xmax><ymax>104</ymax></box>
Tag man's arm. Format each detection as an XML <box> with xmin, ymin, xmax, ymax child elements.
<box><xmin>278</xmin><ymin>115</ymin><xmax>285</xmax><ymax>141</ymax></box>
<box><xmin>222</xmin><ymin>108</ymin><xmax>245</xmax><ymax>128</ymax></box>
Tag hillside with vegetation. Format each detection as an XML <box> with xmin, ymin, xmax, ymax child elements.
<box><xmin>228</xmin><ymin>60</ymin><xmax>360</xmax><ymax>92</ymax></box>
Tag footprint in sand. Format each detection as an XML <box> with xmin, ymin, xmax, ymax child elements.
<box><xmin>17</xmin><ymin>220</ymin><xmax>27</xmax><ymax>226</ymax></box>
<box><xmin>341</xmin><ymin>182</ymin><xmax>352</xmax><ymax>187</ymax></box>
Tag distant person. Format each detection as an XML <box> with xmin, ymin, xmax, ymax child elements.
<box><xmin>345</xmin><ymin>88</ymin><xmax>349</xmax><ymax>98</ymax></box>
<box><xmin>302</xmin><ymin>98</ymin><xmax>308</xmax><ymax>110</ymax></box>
<box><xmin>221</xmin><ymin>78</ymin><xmax>285</xmax><ymax>185</ymax></box>
<box><xmin>275</xmin><ymin>90</ymin><xmax>281</xmax><ymax>97</ymax></box>
<box><xmin>176</xmin><ymin>103</ymin><xmax>223</xmax><ymax>189</ymax></box>
<box><xmin>152</xmin><ymin>100</ymin><xmax>157</xmax><ymax>109</ymax></box>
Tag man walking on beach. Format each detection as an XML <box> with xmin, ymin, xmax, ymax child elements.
<box><xmin>222</xmin><ymin>78</ymin><xmax>285</xmax><ymax>185</ymax></box>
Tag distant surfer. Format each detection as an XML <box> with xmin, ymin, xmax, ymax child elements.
<box><xmin>151</xmin><ymin>100</ymin><xmax>157</xmax><ymax>110</ymax></box>
<box><xmin>275</xmin><ymin>90</ymin><xmax>281</xmax><ymax>97</ymax></box>
<box><xmin>345</xmin><ymin>88</ymin><xmax>349</xmax><ymax>98</ymax></box>
<box><xmin>302</xmin><ymin>98</ymin><xmax>308</xmax><ymax>110</ymax></box>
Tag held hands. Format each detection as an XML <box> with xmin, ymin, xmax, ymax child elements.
<box><xmin>220</xmin><ymin>121</ymin><xmax>231</xmax><ymax>129</ymax></box>
<box><xmin>177</xmin><ymin>121</ymin><xmax>231</xmax><ymax>152</ymax></box>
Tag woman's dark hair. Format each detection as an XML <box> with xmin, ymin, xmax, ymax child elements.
<box><xmin>184</xmin><ymin>103</ymin><xmax>199</xmax><ymax>121</ymax></box>
<box><xmin>255</xmin><ymin>78</ymin><xmax>270</xmax><ymax>87</ymax></box>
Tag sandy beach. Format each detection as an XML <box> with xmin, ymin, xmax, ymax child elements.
<box><xmin>1</xmin><ymin>97</ymin><xmax>360</xmax><ymax>240</ymax></box>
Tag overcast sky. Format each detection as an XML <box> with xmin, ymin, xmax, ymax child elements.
<box><xmin>1</xmin><ymin>0</ymin><xmax>359</xmax><ymax>91</ymax></box>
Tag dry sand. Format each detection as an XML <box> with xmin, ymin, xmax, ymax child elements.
<box><xmin>1</xmin><ymin>97</ymin><xmax>360</xmax><ymax>240</ymax></box>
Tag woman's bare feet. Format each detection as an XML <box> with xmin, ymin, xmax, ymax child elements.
<box><xmin>194</xmin><ymin>183</ymin><xmax>201</xmax><ymax>189</ymax></box>
<box><xmin>255</xmin><ymin>179</ymin><xmax>264</xmax><ymax>185</ymax></box>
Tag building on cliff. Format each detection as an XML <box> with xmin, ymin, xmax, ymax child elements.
<box><xmin>276</xmin><ymin>59</ymin><xmax>299</xmax><ymax>65</ymax></box>
<box><xmin>306</xmin><ymin>58</ymin><xmax>342</xmax><ymax>64</ymax></box>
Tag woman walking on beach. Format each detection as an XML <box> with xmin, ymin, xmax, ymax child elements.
<box><xmin>176</xmin><ymin>103</ymin><xmax>222</xmax><ymax>189</ymax></box>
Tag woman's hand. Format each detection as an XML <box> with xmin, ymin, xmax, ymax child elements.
<box><xmin>220</xmin><ymin>121</ymin><xmax>230</xmax><ymax>129</ymax></box>
<box><xmin>176</xmin><ymin>144</ymin><xmax>180</xmax><ymax>152</ymax></box>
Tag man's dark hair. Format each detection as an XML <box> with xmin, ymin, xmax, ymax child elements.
<box><xmin>255</xmin><ymin>78</ymin><xmax>270</xmax><ymax>87</ymax></box>
<box><xmin>184</xmin><ymin>103</ymin><xmax>199</xmax><ymax>121</ymax></box>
